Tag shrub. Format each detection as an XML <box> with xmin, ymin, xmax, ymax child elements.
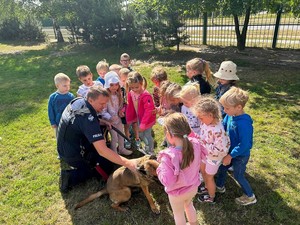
<box><xmin>20</xmin><ymin>18</ymin><xmax>46</xmax><ymax>42</ymax></box>
<box><xmin>0</xmin><ymin>17</ymin><xmax>45</xmax><ymax>42</ymax></box>
<box><xmin>0</xmin><ymin>18</ymin><xmax>21</xmax><ymax>40</ymax></box>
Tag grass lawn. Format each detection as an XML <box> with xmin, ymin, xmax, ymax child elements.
<box><xmin>0</xmin><ymin>43</ymin><xmax>299</xmax><ymax>225</ymax></box>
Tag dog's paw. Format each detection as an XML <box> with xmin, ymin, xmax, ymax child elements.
<box><xmin>151</xmin><ymin>207</ymin><xmax>160</xmax><ymax>215</ymax></box>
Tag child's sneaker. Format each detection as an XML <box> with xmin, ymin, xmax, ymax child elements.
<box><xmin>235</xmin><ymin>194</ymin><xmax>257</xmax><ymax>206</ymax></box>
<box><xmin>135</xmin><ymin>139</ymin><xmax>141</xmax><ymax>148</ymax></box>
<box><xmin>197</xmin><ymin>186</ymin><xmax>208</xmax><ymax>195</ymax></box>
<box><xmin>216</xmin><ymin>186</ymin><xmax>226</xmax><ymax>193</ymax></box>
<box><xmin>124</xmin><ymin>139</ymin><xmax>131</xmax><ymax>149</ymax></box>
<box><xmin>198</xmin><ymin>194</ymin><xmax>215</xmax><ymax>204</ymax></box>
<box><xmin>137</xmin><ymin>145</ymin><xmax>150</xmax><ymax>155</ymax></box>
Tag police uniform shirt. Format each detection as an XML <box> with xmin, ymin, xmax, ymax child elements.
<box><xmin>57</xmin><ymin>98</ymin><xmax>104</xmax><ymax>163</ymax></box>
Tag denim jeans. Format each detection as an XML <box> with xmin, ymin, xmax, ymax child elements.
<box><xmin>216</xmin><ymin>155</ymin><xmax>254</xmax><ymax>197</ymax></box>
<box><xmin>139</xmin><ymin>127</ymin><xmax>154</xmax><ymax>153</ymax></box>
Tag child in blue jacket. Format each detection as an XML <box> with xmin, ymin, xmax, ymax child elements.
<box><xmin>48</xmin><ymin>73</ymin><xmax>74</xmax><ymax>137</ymax></box>
<box><xmin>216</xmin><ymin>87</ymin><xmax>257</xmax><ymax>206</ymax></box>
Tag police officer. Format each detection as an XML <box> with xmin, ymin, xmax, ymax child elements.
<box><xmin>57</xmin><ymin>86</ymin><xmax>136</xmax><ymax>192</ymax></box>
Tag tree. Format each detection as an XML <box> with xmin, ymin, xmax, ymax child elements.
<box><xmin>216</xmin><ymin>0</ymin><xmax>265</xmax><ymax>50</ymax></box>
<box><xmin>132</xmin><ymin>0</ymin><xmax>193</xmax><ymax>51</ymax></box>
<box><xmin>34</xmin><ymin>0</ymin><xmax>66</xmax><ymax>43</ymax></box>
<box><xmin>131</xmin><ymin>0</ymin><xmax>163</xmax><ymax>50</ymax></box>
<box><xmin>0</xmin><ymin>0</ymin><xmax>45</xmax><ymax>42</ymax></box>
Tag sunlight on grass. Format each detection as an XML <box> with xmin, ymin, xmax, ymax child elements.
<box><xmin>0</xmin><ymin>43</ymin><xmax>47</xmax><ymax>52</ymax></box>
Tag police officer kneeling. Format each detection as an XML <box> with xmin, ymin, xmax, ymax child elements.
<box><xmin>57</xmin><ymin>86</ymin><xmax>136</xmax><ymax>193</ymax></box>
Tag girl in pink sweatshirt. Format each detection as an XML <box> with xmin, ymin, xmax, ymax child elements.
<box><xmin>126</xmin><ymin>71</ymin><xmax>156</xmax><ymax>154</ymax></box>
<box><xmin>157</xmin><ymin>112</ymin><xmax>203</xmax><ymax>225</ymax></box>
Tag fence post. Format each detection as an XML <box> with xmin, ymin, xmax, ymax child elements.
<box><xmin>272</xmin><ymin>7</ymin><xmax>283</xmax><ymax>49</ymax></box>
<box><xmin>203</xmin><ymin>12</ymin><xmax>207</xmax><ymax>45</ymax></box>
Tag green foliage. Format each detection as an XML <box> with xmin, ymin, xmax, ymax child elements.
<box><xmin>19</xmin><ymin>17</ymin><xmax>46</xmax><ymax>41</ymax></box>
<box><xmin>0</xmin><ymin>17</ymin><xmax>45</xmax><ymax>42</ymax></box>
<box><xmin>0</xmin><ymin>18</ymin><xmax>21</xmax><ymax>40</ymax></box>
<box><xmin>131</xmin><ymin>0</ymin><xmax>192</xmax><ymax>50</ymax></box>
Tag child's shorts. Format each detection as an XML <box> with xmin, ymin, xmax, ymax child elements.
<box><xmin>203</xmin><ymin>159</ymin><xmax>222</xmax><ymax>175</ymax></box>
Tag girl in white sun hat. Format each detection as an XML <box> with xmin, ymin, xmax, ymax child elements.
<box><xmin>213</xmin><ymin>61</ymin><xmax>239</xmax><ymax>118</ymax></box>
<box><xmin>103</xmin><ymin>71</ymin><xmax>133</xmax><ymax>156</ymax></box>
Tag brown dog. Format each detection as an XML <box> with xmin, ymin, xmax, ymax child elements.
<box><xmin>75</xmin><ymin>155</ymin><xmax>160</xmax><ymax>214</ymax></box>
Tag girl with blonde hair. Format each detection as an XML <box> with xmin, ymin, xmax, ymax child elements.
<box><xmin>186</xmin><ymin>58</ymin><xmax>215</xmax><ymax>95</ymax></box>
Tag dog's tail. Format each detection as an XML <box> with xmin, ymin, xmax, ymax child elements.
<box><xmin>75</xmin><ymin>188</ymin><xmax>108</xmax><ymax>209</ymax></box>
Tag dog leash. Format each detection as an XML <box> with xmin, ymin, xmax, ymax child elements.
<box><xmin>111</xmin><ymin>125</ymin><xmax>131</xmax><ymax>142</ymax></box>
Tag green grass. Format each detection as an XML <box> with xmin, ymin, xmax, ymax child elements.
<box><xmin>0</xmin><ymin>43</ymin><xmax>299</xmax><ymax>225</ymax></box>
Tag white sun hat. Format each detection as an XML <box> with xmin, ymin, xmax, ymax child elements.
<box><xmin>214</xmin><ymin>61</ymin><xmax>239</xmax><ymax>80</ymax></box>
<box><xmin>104</xmin><ymin>71</ymin><xmax>120</xmax><ymax>88</ymax></box>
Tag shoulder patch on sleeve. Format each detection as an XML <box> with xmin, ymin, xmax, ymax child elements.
<box><xmin>88</xmin><ymin>114</ymin><xmax>94</xmax><ymax>121</ymax></box>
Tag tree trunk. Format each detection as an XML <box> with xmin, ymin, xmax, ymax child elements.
<box><xmin>56</xmin><ymin>25</ymin><xmax>64</xmax><ymax>43</ymax></box>
<box><xmin>52</xmin><ymin>18</ymin><xmax>57</xmax><ymax>39</ymax></box>
<box><xmin>150</xmin><ymin>31</ymin><xmax>156</xmax><ymax>51</ymax></box>
<box><xmin>233</xmin><ymin>6</ymin><xmax>251</xmax><ymax>51</ymax></box>
<box><xmin>233</xmin><ymin>14</ymin><xmax>242</xmax><ymax>50</ymax></box>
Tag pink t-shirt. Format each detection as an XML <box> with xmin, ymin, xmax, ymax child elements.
<box><xmin>130</xmin><ymin>91</ymin><xmax>140</xmax><ymax>114</ymax></box>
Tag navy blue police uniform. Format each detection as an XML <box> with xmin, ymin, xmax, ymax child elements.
<box><xmin>57</xmin><ymin>98</ymin><xmax>114</xmax><ymax>191</ymax></box>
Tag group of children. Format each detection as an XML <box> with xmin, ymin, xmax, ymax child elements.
<box><xmin>48</xmin><ymin>53</ymin><xmax>256</xmax><ymax>225</ymax></box>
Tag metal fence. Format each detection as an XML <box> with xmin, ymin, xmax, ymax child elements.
<box><xmin>182</xmin><ymin>12</ymin><xmax>300</xmax><ymax>49</ymax></box>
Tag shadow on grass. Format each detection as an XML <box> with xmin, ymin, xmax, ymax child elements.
<box><xmin>58</xmin><ymin>150</ymin><xmax>175</xmax><ymax>225</ymax></box>
<box><xmin>195</xmin><ymin>171</ymin><xmax>300</xmax><ymax>225</ymax></box>
<box><xmin>58</xmin><ymin>168</ymin><xmax>300</xmax><ymax>225</ymax></box>
<box><xmin>60</xmin><ymin>179</ymin><xmax>174</xmax><ymax>225</ymax></box>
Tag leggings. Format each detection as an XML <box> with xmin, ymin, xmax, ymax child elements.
<box><xmin>109</xmin><ymin>121</ymin><xmax>125</xmax><ymax>152</ymax></box>
<box><xmin>168</xmin><ymin>187</ymin><xmax>198</xmax><ymax>225</ymax></box>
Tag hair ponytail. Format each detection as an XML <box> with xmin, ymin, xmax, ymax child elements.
<box><xmin>181</xmin><ymin>136</ymin><xmax>194</xmax><ymax>170</ymax></box>
<box><xmin>164</xmin><ymin>112</ymin><xmax>194</xmax><ymax>170</ymax></box>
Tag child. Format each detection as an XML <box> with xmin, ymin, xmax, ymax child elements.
<box><xmin>48</xmin><ymin>73</ymin><xmax>75</xmax><ymax>136</ymax></box>
<box><xmin>126</xmin><ymin>71</ymin><xmax>156</xmax><ymax>155</ymax></box>
<box><xmin>156</xmin><ymin>80</ymin><xmax>172</xmax><ymax>147</ymax></box>
<box><xmin>119</xmin><ymin>68</ymin><xmax>131</xmax><ymax>149</ymax></box>
<box><xmin>120</xmin><ymin>53</ymin><xmax>133</xmax><ymax>71</ymax></box>
<box><xmin>76</xmin><ymin>65</ymin><xmax>103</xmax><ymax>98</ymax></box>
<box><xmin>104</xmin><ymin>72</ymin><xmax>133</xmax><ymax>156</ymax></box>
<box><xmin>191</xmin><ymin>96</ymin><xmax>230</xmax><ymax>203</ymax></box>
<box><xmin>216</xmin><ymin>87</ymin><xmax>257</xmax><ymax>206</ymax></box>
<box><xmin>150</xmin><ymin>66</ymin><xmax>168</xmax><ymax>108</ymax></box>
<box><xmin>156</xmin><ymin>80</ymin><xmax>172</xmax><ymax>117</ymax></box>
<box><xmin>214</xmin><ymin>61</ymin><xmax>239</xmax><ymax>118</ymax></box>
<box><xmin>186</xmin><ymin>58</ymin><xmax>214</xmax><ymax>95</ymax></box>
<box><xmin>157</xmin><ymin>112</ymin><xmax>203</xmax><ymax>225</ymax></box>
<box><xmin>109</xmin><ymin>64</ymin><xmax>123</xmax><ymax>75</ymax></box>
<box><xmin>179</xmin><ymin>83</ymin><xmax>201</xmax><ymax>137</ymax></box>
<box><xmin>96</xmin><ymin>60</ymin><xmax>109</xmax><ymax>86</ymax></box>
<box><xmin>164</xmin><ymin>82</ymin><xmax>182</xmax><ymax>113</ymax></box>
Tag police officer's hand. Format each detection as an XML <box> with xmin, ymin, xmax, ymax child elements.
<box><xmin>126</xmin><ymin>159</ymin><xmax>138</xmax><ymax>173</ymax></box>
